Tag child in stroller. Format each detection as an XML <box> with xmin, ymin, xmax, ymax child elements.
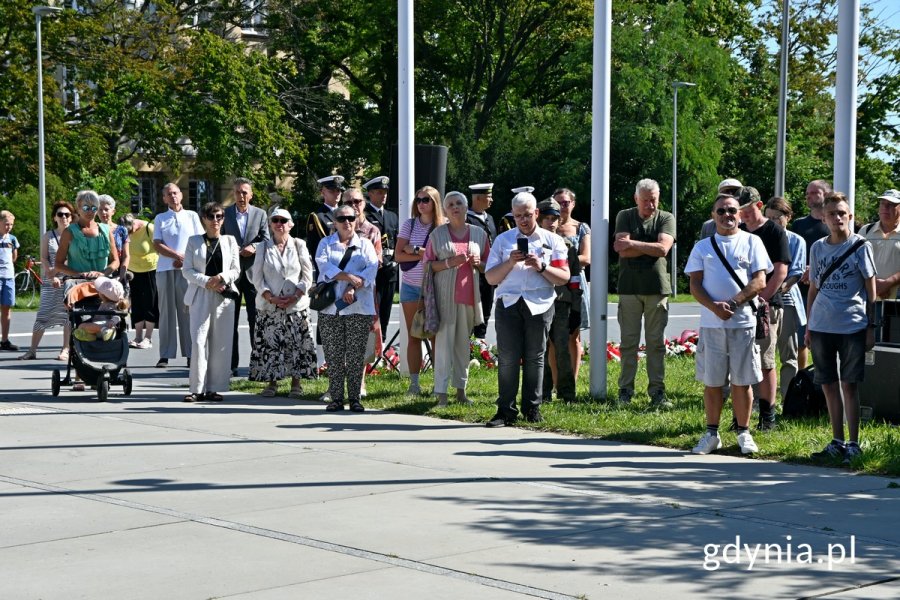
<box><xmin>71</xmin><ymin>276</ymin><xmax>129</xmax><ymax>342</ymax></box>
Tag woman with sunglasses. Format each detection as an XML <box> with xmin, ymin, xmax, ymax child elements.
<box><xmin>395</xmin><ymin>186</ymin><xmax>446</xmax><ymax>394</ymax></box>
<box><xmin>54</xmin><ymin>190</ymin><xmax>121</xmax><ymax>284</ymax></box>
<box><xmin>340</xmin><ymin>187</ymin><xmax>384</xmax><ymax>397</ymax></box>
<box><xmin>248</xmin><ymin>209</ymin><xmax>317</xmax><ymax>398</ymax></box>
<box><xmin>315</xmin><ymin>205</ymin><xmax>379</xmax><ymax>412</ymax></box>
<box><xmin>552</xmin><ymin>187</ymin><xmax>591</xmax><ymax>382</ymax></box>
<box><xmin>18</xmin><ymin>201</ymin><xmax>76</xmax><ymax>361</ymax></box>
<box><xmin>181</xmin><ymin>202</ymin><xmax>241</xmax><ymax>403</ymax></box>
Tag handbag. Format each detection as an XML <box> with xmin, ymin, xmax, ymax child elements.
<box><xmin>710</xmin><ymin>238</ymin><xmax>768</xmax><ymax>339</ymax></box>
<box><xmin>308</xmin><ymin>245</ymin><xmax>355</xmax><ymax>311</ymax></box>
<box><xmin>409</xmin><ymin>262</ymin><xmax>438</xmax><ymax>339</ymax></box>
<box><xmin>399</xmin><ymin>218</ymin><xmax>434</xmax><ymax>272</ymax></box>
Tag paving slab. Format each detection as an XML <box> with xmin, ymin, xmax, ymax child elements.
<box><xmin>1</xmin><ymin>349</ymin><xmax>898</xmax><ymax>599</ymax></box>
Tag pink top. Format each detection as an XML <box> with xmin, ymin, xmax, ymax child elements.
<box><xmin>425</xmin><ymin>229</ymin><xmax>491</xmax><ymax>306</ymax></box>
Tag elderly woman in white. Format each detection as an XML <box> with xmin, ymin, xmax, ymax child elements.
<box><xmin>423</xmin><ymin>191</ymin><xmax>490</xmax><ymax>406</ymax></box>
<box><xmin>315</xmin><ymin>204</ymin><xmax>379</xmax><ymax>413</ymax></box>
<box><xmin>249</xmin><ymin>208</ymin><xmax>317</xmax><ymax>398</ymax></box>
<box><xmin>182</xmin><ymin>202</ymin><xmax>241</xmax><ymax>403</ymax></box>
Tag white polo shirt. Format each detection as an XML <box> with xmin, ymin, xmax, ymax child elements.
<box><xmin>485</xmin><ymin>227</ymin><xmax>569</xmax><ymax>315</ymax></box>
<box><xmin>153</xmin><ymin>208</ymin><xmax>203</xmax><ymax>272</ymax></box>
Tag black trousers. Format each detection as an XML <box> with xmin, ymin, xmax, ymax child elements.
<box><xmin>375</xmin><ymin>264</ymin><xmax>397</xmax><ymax>340</ymax></box>
<box><xmin>231</xmin><ymin>269</ymin><xmax>257</xmax><ymax>370</ymax></box>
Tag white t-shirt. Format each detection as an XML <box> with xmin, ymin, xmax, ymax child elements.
<box><xmin>153</xmin><ymin>209</ymin><xmax>204</xmax><ymax>272</ymax></box>
<box><xmin>685</xmin><ymin>231</ymin><xmax>773</xmax><ymax>329</ymax></box>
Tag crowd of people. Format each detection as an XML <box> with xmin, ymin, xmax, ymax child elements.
<box><xmin>4</xmin><ymin>173</ymin><xmax>898</xmax><ymax>465</ymax></box>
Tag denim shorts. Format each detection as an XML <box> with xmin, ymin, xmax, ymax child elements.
<box><xmin>809</xmin><ymin>329</ymin><xmax>867</xmax><ymax>384</ymax></box>
<box><xmin>399</xmin><ymin>283</ymin><xmax>422</xmax><ymax>303</ymax></box>
<box><xmin>0</xmin><ymin>278</ymin><xmax>14</xmax><ymax>307</ymax></box>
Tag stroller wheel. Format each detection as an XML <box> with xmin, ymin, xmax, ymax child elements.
<box><xmin>51</xmin><ymin>370</ymin><xmax>61</xmax><ymax>397</ymax></box>
<box><xmin>122</xmin><ymin>369</ymin><xmax>133</xmax><ymax>396</ymax></box>
<box><xmin>97</xmin><ymin>369</ymin><xmax>109</xmax><ymax>402</ymax></box>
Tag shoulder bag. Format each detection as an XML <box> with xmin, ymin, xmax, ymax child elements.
<box><xmin>308</xmin><ymin>245</ymin><xmax>355</xmax><ymax>311</ymax></box>
<box><xmin>710</xmin><ymin>238</ymin><xmax>769</xmax><ymax>339</ymax></box>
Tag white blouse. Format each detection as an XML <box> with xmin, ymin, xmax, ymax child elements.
<box><xmin>314</xmin><ymin>233</ymin><xmax>379</xmax><ymax>316</ymax></box>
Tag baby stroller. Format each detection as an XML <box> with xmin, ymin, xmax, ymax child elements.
<box><xmin>51</xmin><ymin>278</ymin><xmax>133</xmax><ymax>401</ymax></box>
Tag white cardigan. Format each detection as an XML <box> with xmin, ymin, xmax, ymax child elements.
<box><xmin>250</xmin><ymin>236</ymin><xmax>313</xmax><ymax>313</ymax></box>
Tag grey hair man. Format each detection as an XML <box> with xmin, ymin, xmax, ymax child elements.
<box><xmin>222</xmin><ymin>177</ymin><xmax>269</xmax><ymax>375</ymax></box>
<box><xmin>613</xmin><ymin>178</ymin><xmax>675</xmax><ymax>408</ymax></box>
<box><xmin>483</xmin><ymin>192</ymin><xmax>570</xmax><ymax>427</ymax></box>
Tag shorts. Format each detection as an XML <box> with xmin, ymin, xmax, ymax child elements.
<box><xmin>696</xmin><ymin>327</ymin><xmax>762</xmax><ymax>387</ymax></box>
<box><xmin>399</xmin><ymin>283</ymin><xmax>422</xmax><ymax>303</ymax></box>
<box><xmin>756</xmin><ymin>305</ymin><xmax>782</xmax><ymax>370</ymax></box>
<box><xmin>809</xmin><ymin>329</ymin><xmax>867</xmax><ymax>385</ymax></box>
<box><xmin>0</xmin><ymin>278</ymin><xmax>14</xmax><ymax>307</ymax></box>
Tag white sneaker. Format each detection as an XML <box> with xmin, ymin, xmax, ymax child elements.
<box><xmin>138</xmin><ymin>339</ymin><xmax>152</xmax><ymax>349</ymax></box>
<box><xmin>737</xmin><ymin>431</ymin><xmax>759</xmax><ymax>455</ymax></box>
<box><xmin>692</xmin><ymin>431</ymin><xmax>722</xmax><ymax>455</ymax></box>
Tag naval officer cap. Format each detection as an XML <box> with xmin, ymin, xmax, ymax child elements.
<box><xmin>469</xmin><ymin>183</ymin><xmax>494</xmax><ymax>195</ymax></box>
<box><xmin>363</xmin><ymin>176</ymin><xmax>389</xmax><ymax>191</ymax></box>
<box><xmin>317</xmin><ymin>175</ymin><xmax>346</xmax><ymax>190</ymax></box>
<box><xmin>511</xmin><ymin>186</ymin><xmax>535</xmax><ymax>194</ymax></box>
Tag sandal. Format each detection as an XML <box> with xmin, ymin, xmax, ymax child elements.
<box><xmin>260</xmin><ymin>385</ymin><xmax>277</xmax><ymax>398</ymax></box>
<box><xmin>349</xmin><ymin>400</ymin><xmax>365</xmax><ymax>413</ymax></box>
<box><xmin>325</xmin><ymin>400</ymin><xmax>345</xmax><ymax>412</ymax></box>
<box><xmin>57</xmin><ymin>348</ymin><xmax>69</xmax><ymax>362</ymax></box>
<box><xmin>18</xmin><ymin>349</ymin><xmax>37</xmax><ymax>360</ymax></box>
<box><xmin>183</xmin><ymin>393</ymin><xmax>201</xmax><ymax>403</ymax></box>
<box><xmin>203</xmin><ymin>392</ymin><xmax>224</xmax><ymax>402</ymax></box>
<box><xmin>72</xmin><ymin>383</ymin><xmax>86</xmax><ymax>392</ymax></box>
<box><xmin>289</xmin><ymin>386</ymin><xmax>303</xmax><ymax>399</ymax></box>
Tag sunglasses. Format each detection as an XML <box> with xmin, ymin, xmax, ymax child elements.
<box><xmin>715</xmin><ymin>207</ymin><xmax>739</xmax><ymax>216</ymax></box>
<box><xmin>270</xmin><ymin>217</ymin><xmax>289</xmax><ymax>224</ymax></box>
<box><xmin>558</xmin><ymin>200</ymin><xmax>574</xmax><ymax>207</ymax></box>
<box><xmin>207</xmin><ymin>214</ymin><xmax>225</xmax><ymax>221</ymax></box>
<box><xmin>415</xmin><ymin>197</ymin><xmax>432</xmax><ymax>204</ymax></box>
<box><xmin>56</xmin><ymin>212</ymin><xmax>72</xmax><ymax>218</ymax></box>
<box><xmin>344</xmin><ymin>198</ymin><xmax>364</xmax><ymax>205</ymax></box>
<box><xmin>81</xmin><ymin>205</ymin><xmax>99</xmax><ymax>212</ymax></box>
<box><xmin>335</xmin><ymin>215</ymin><xmax>356</xmax><ymax>223</ymax></box>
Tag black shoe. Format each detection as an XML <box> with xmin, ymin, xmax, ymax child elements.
<box><xmin>186</xmin><ymin>357</ymin><xmax>191</xmax><ymax>368</ymax></box>
<box><xmin>757</xmin><ymin>417</ymin><xmax>777</xmax><ymax>432</ymax></box>
<box><xmin>0</xmin><ymin>340</ymin><xmax>19</xmax><ymax>351</ymax></box>
<box><xmin>155</xmin><ymin>358</ymin><xmax>168</xmax><ymax>368</ymax></box>
<box><xmin>325</xmin><ymin>400</ymin><xmax>345</xmax><ymax>412</ymax></box>
<box><xmin>485</xmin><ymin>413</ymin><xmax>514</xmax><ymax>428</ymax></box>
<box><xmin>349</xmin><ymin>401</ymin><xmax>365</xmax><ymax>413</ymax></box>
<box><xmin>524</xmin><ymin>408</ymin><xmax>543</xmax><ymax>423</ymax></box>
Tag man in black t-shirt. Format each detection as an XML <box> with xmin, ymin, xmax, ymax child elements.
<box><xmin>791</xmin><ymin>179</ymin><xmax>831</xmax><ymax>369</ymax></box>
<box><xmin>738</xmin><ymin>187</ymin><xmax>790</xmax><ymax>430</ymax></box>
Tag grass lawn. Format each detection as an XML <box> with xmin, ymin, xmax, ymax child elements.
<box><xmin>233</xmin><ymin>356</ymin><xmax>900</xmax><ymax>478</ymax></box>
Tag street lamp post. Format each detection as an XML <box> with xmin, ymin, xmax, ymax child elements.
<box><xmin>671</xmin><ymin>81</ymin><xmax>696</xmax><ymax>296</ymax></box>
<box><xmin>33</xmin><ymin>5</ymin><xmax>63</xmax><ymax>236</ymax></box>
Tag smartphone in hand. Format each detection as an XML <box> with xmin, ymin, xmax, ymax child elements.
<box><xmin>516</xmin><ymin>237</ymin><xmax>529</xmax><ymax>255</ymax></box>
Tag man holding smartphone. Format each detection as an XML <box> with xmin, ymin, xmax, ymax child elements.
<box><xmin>484</xmin><ymin>191</ymin><xmax>570</xmax><ymax>426</ymax></box>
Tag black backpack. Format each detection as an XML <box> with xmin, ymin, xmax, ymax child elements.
<box><xmin>782</xmin><ymin>367</ymin><xmax>827</xmax><ymax>419</ymax></box>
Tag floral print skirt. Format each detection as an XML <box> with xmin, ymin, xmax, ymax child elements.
<box><xmin>248</xmin><ymin>309</ymin><xmax>317</xmax><ymax>382</ymax></box>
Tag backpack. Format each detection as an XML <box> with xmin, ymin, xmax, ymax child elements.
<box><xmin>782</xmin><ymin>367</ymin><xmax>827</xmax><ymax>419</ymax></box>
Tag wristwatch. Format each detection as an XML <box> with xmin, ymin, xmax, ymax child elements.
<box><xmin>414</xmin><ymin>246</ymin><xmax>421</xmax><ymax>255</ymax></box>
<box><xmin>727</xmin><ymin>299</ymin><xmax>738</xmax><ymax>312</ymax></box>
<box><xmin>539</xmin><ymin>262</ymin><xmax>547</xmax><ymax>273</ymax></box>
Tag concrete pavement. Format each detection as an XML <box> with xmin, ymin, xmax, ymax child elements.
<box><xmin>1</xmin><ymin>319</ymin><xmax>898</xmax><ymax>598</ymax></box>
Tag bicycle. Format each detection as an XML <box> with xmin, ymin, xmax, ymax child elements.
<box><xmin>14</xmin><ymin>255</ymin><xmax>42</xmax><ymax>309</ymax></box>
